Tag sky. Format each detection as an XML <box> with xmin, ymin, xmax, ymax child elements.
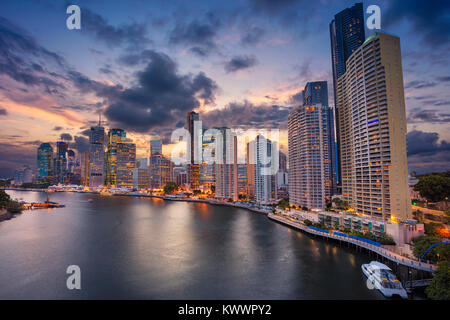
<box><xmin>0</xmin><ymin>0</ymin><xmax>449</xmax><ymax>177</ymax></box>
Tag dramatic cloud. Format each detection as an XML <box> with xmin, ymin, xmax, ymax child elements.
<box><xmin>407</xmin><ymin>109</ymin><xmax>450</xmax><ymax>124</ymax></box>
<box><xmin>224</xmin><ymin>55</ymin><xmax>258</xmax><ymax>73</ymax></box>
<box><xmin>104</xmin><ymin>50</ymin><xmax>218</xmax><ymax>132</ymax></box>
<box><xmin>407</xmin><ymin>130</ymin><xmax>450</xmax><ymax>173</ymax></box>
<box><xmin>82</xmin><ymin>9</ymin><xmax>151</xmax><ymax>50</ymax></box>
<box><xmin>72</xmin><ymin>135</ymin><xmax>89</xmax><ymax>153</ymax></box>
<box><xmin>169</xmin><ymin>13</ymin><xmax>221</xmax><ymax>56</ymax></box>
<box><xmin>201</xmin><ymin>100</ymin><xmax>290</xmax><ymax>129</ymax></box>
<box><xmin>60</xmin><ymin>133</ymin><xmax>73</xmax><ymax>141</ymax></box>
<box><xmin>385</xmin><ymin>0</ymin><xmax>450</xmax><ymax>48</ymax></box>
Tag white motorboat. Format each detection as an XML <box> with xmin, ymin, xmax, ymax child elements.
<box><xmin>362</xmin><ymin>261</ymin><xmax>408</xmax><ymax>299</ymax></box>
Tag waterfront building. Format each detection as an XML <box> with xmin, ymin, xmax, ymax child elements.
<box><xmin>53</xmin><ymin>141</ymin><xmax>68</xmax><ymax>184</ymax></box>
<box><xmin>13</xmin><ymin>166</ymin><xmax>33</xmax><ymax>186</ymax></box>
<box><xmin>186</xmin><ymin>111</ymin><xmax>201</xmax><ymax>189</ymax></box>
<box><xmin>302</xmin><ymin>81</ymin><xmax>328</xmax><ymax>106</ymax></box>
<box><xmin>149</xmin><ymin>139</ymin><xmax>162</xmax><ymax>155</ymax></box>
<box><xmin>37</xmin><ymin>142</ymin><xmax>53</xmax><ymax>184</ymax></box>
<box><xmin>330</xmin><ymin>2</ymin><xmax>366</xmax><ymax>190</ymax></box>
<box><xmin>237</xmin><ymin>164</ymin><xmax>247</xmax><ymax>196</ymax></box>
<box><xmin>336</xmin><ymin>32</ymin><xmax>411</xmax><ymax>221</ymax></box>
<box><xmin>277</xmin><ymin>151</ymin><xmax>289</xmax><ymax>199</ymax></box>
<box><xmin>106</xmin><ymin>129</ymin><xmax>126</xmax><ymax>187</ymax></box>
<box><xmin>80</xmin><ymin>151</ymin><xmax>90</xmax><ymax>186</ymax></box>
<box><xmin>288</xmin><ymin>103</ymin><xmax>335</xmax><ymax>209</ymax></box>
<box><xmin>254</xmin><ymin>135</ymin><xmax>278</xmax><ymax>204</ymax></box>
<box><xmin>89</xmin><ymin>123</ymin><xmax>105</xmax><ymax>187</ymax></box>
<box><xmin>246</xmin><ymin>142</ymin><xmax>255</xmax><ymax>199</ymax></box>
<box><xmin>199</xmin><ymin>130</ymin><xmax>216</xmax><ymax>191</ymax></box>
<box><xmin>149</xmin><ymin>154</ymin><xmax>174</xmax><ymax>190</ymax></box>
<box><xmin>215</xmin><ymin>127</ymin><xmax>238</xmax><ymax>201</ymax></box>
<box><xmin>116</xmin><ymin>141</ymin><xmax>136</xmax><ymax>189</ymax></box>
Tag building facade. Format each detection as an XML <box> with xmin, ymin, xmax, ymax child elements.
<box><xmin>149</xmin><ymin>154</ymin><xmax>174</xmax><ymax>190</ymax></box>
<box><xmin>89</xmin><ymin>124</ymin><xmax>105</xmax><ymax>187</ymax></box>
<box><xmin>215</xmin><ymin>127</ymin><xmax>238</xmax><ymax>201</ymax></box>
<box><xmin>336</xmin><ymin>32</ymin><xmax>411</xmax><ymax>221</ymax></box>
<box><xmin>288</xmin><ymin>104</ymin><xmax>335</xmax><ymax>209</ymax></box>
<box><xmin>116</xmin><ymin>142</ymin><xmax>136</xmax><ymax>189</ymax></box>
<box><xmin>254</xmin><ymin>135</ymin><xmax>278</xmax><ymax>204</ymax></box>
<box><xmin>330</xmin><ymin>2</ymin><xmax>365</xmax><ymax>191</ymax></box>
<box><xmin>106</xmin><ymin>129</ymin><xmax>126</xmax><ymax>187</ymax></box>
<box><xmin>37</xmin><ymin>142</ymin><xmax>53</xmax><ymax>184</ymax></box>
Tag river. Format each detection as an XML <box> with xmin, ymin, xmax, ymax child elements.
<box><xmin>0</xmin><ymin>190</ymin><xmax>383</xmax><ymax>299</ymax></box>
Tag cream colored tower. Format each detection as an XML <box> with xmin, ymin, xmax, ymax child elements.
<box><xmin>336</xmin><ymin>32</ymin><xmax>411</xmax><ymax>221</ymax></box>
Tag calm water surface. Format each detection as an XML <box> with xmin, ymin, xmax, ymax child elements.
<box><xmin>0</xmin><ymin>190</ymin><xmax>383</xmax><ymax>299</ymax></box>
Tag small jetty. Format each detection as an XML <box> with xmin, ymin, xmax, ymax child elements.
<box><xmin>22</xmin><ymin>194</ymin><xmax>65</xmax><ymax>210</ymax></box>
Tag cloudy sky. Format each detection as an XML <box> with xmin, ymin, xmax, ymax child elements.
<box><xmin>0</xmin><ymin>0</ymin><xmax>449</xmax><ymax>177</ymax></box>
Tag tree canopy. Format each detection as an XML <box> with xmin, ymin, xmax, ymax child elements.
<box><xmin>414</xmin><ymin>173</ymin><xmax>450</xmax><ymax>202</ymax></box>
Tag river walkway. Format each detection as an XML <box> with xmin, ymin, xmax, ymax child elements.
<box><xmin>268</xmin><ymin>213</ymin><xmax>437</xmax><ymax>273</ymax></box>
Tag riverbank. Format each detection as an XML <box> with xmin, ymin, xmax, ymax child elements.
<box><xmin>268</xmin><ymin>213</ymin><xmax>437</xmax><ymax>273</ymax></box>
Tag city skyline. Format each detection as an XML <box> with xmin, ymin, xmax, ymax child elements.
<box><xmin>1</xmin><ymin>0</ymin><xmax>450</xmax><ymax>178</ymax></box>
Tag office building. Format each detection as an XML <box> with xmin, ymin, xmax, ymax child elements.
<box><xmin>150</xmin><ymin>139</ymin><xmax>162</xmax><ymax>155</ymax></box>
<box><xmin>215</xmin><ymin>127</ymin><xmax>238</xmax><ymax>201</ymax></box>
<box><xmin>149</xmin><ymin>154</ymin><xmax>174</xmax><ymax>190</ymax></box>
<box><xmin>254</xmin><ymin>135</ymin><xmax>278</xmax><ymax>204</ymax></box>
<box><xmin>89</xmin><ymin>123</ymin><xmax>105</xmax><ymax>187</ymax></box>
<box><xmin>53</xmin><ymin>141</ymin><xmax>68</xmax><ymax>184</ymax></box>
<box><xmin>186</xmin><ymin>111</ymin><xmax>201</xmax><ymax>189</ymax></box>
<box><xmin>115</xmin><ymin>141</ymin><xmax>136</xmax><ymax>189</ymax></box>
<box><xmin>36</xmin><ymin>142</ymin><xmax>53</xmax><ymax>184</ymax></box>
<box><xmin>288</xmin><ymin>104</ymin><xmax>335</xmax><ymax>209</ymax></box>
<box><xmin>336</xmin><ymin>32</ymin><xmax>411</xmax><ymax>221</ymax></box>
<box><xmin>106</xmin><ymin>129</ymin><xmax>126</xmax><ymax>187</ymax></box>
<box><xmin>330</xmin><ymin>2</ymin><xmax>366</xmax><ymax>190</ymax></box>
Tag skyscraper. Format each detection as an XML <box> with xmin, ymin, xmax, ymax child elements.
<box><xmin>215</xmin><ymin>127</ymin><xmax>238</xmax><ymax>201</ymax></box>
<box><xmin>149</xmin><ymin>154</ymin><xmax>174</xmax><ymax>190</ymax></box>
<box><xmin>106</xmin><ymin>129</ymin><xmax>126</xmax><ymax>187</ymax></box>
<box><xmin>302</xmin><ymin>81</ymin><xmax>328</xmax><ymax>106</ymax></box>
<box><xmin>336</xmin><ymin>32</ymin><xmax>411</xmax><ymax>221</ymax></box>
<box><xmin>186</xmin><ymin>111</ymin><xmax>200</xmax><ymax>189</ymax></box>
<box><xmin>80</xmin><ymin>151</ymin><xmax>90</xmax><ymax>186</ymax></box>
<box><xmin>254</xmin><ymin>135</ymin><xmax>278</xmax><ymax>204</ymax></box>
<box><xmin>89</xmin><ymin>123</ymin><xmax>105</xmax><ymax>187</ymax></box>
<box><xmin>150</xmin><ymin>139</ymin><xmax>162</xmax><ymax>155</ymax></box>
<box><xmin>53</xmin><ymin>141</ymin><xmax>68</xmax><ymax>184</ymax></box>
<box><xmin>288</xmin><ymin>104</ymin><xmax>335</xmax><ymax>209</ymax></box>
<box><xmin>199</xmin><ymin>130</ymin><xmax>216</xmax><ymax>191</ymax></box>
<box><xmin>330</xmin><ymin>2</ymin><xmax>365</xmax><ymax>190</ymax></box>
<box><xmin>116</xmin><ymin>141</ymin><xmax>136</xmax><ymax>189</ymax></box>
<box><xmin>37</xmin><ymin>142</ymin><xmax>53</xmax><ymax>184</ymax></box>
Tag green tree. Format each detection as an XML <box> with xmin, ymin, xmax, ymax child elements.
<box><xmin>412</xmin><ymin>236</ymin><xmax>450</xmax><ymax>263</ymax></box>
<box><xmin>426</xmin><ymin>260</ymin><xmax>450</xmax><ymax>300</ymax></box>
<box><xmin>6</xmin><ymin>200</ymin><xmax>22</xmax><ymax>214</ymax></box>
<box><xmin>163</xmin><ymin>182</ymin><xmax>178</xmax><ymax>194</ymax></box>
<box><xmin>414</xmin><ymin>174</ymin><xmax>450</xmax><ymax>202</ymax></box>
<box><xmin>0</xmin><ymin>190</ymin><xmax>12</xmax><ymax>209</ymax></box>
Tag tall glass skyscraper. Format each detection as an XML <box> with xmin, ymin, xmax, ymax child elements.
<box><xmin>302</xmin><ymin>81</ymin><xmax>328</xmax><ymax>106</ymax></box>
<box><xmin>150</xmin><ymin>139</ymin><xmax>162</xmax><ymax>155</ymax></box>
<box><xmin>53</xmin><ymin>141</ymin><xmax>68</xmax><ymax>184</ymax></box>
<box><xmin>37</xmin><ymin>143</ymin><xmax>53</xmax><ymax>184</ymax></box>
<box><xmin>106</xmin><ymin>129</ymin><xmax>126</xmax><ymax>187</ymax></box>
<box><xmin>89</xmin><ymin>124</ymin><xmax>105</xmax><ymax>187</ymax></box>
<box><xmin>330</xmin><ymin>2</ymin><xmax>365</xmax><ymax>190</ymax></box>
